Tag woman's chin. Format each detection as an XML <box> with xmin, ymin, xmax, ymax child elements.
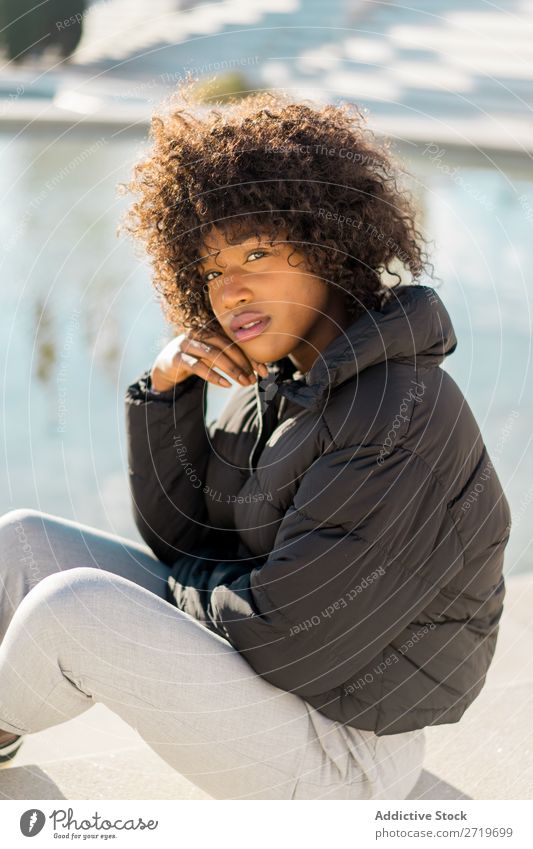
<box><xmin>237</xmin><ymin>334</ymin><xmax>291</xmax><ymax>364</ymax></box>
<box><xmin>251</xmin><ymin>346</ymin><xmax>291</xmax><ymax>366</ymax></box>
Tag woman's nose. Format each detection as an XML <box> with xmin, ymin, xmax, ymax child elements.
<box><xmin>219</xmin><ymin>269</ymin><xmax>254</xmax><ymax>308</ymax></box>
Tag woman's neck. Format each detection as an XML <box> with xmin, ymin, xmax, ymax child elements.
<box><xmin>288</xmin><ymin>294</ymin><xmax>352</xmax><ymax>374</ymax></box>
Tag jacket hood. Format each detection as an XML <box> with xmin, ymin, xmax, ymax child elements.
<box><xmin>266</xmin><ymin>284</ymin><xmax>457</xmax><ymax>412</ymax></box>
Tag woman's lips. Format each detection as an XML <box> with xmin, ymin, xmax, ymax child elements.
<box><xmin>233</xmin><ymin>315</ymin><xmax>271</xmax><ymax>341</ymax></box>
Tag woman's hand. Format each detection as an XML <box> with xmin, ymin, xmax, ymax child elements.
<box><xmin>150</xmin><ymin>329</ymin><xmax>269</xmax><ymax>391</ymax></box>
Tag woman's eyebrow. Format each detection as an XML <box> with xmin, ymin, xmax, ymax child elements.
<box><xmin>200</xmin><ymin>236</ymin><xmax>269</xmax><ymax>266</ymax></box>
<box><xmin>232</xmin><ymin>230</ymin><xmax>266</xmax><ymax>243</ymax></box>
<box><xmin>222</xmin><ymin>230</ymin><xmax>275</xmax><ymax>247</ymax></box>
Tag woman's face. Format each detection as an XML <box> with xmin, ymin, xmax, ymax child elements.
<box><xmin>199</xmin><ymin>226</ymin><xmax>351</xmax><ymax>373</ymax></box>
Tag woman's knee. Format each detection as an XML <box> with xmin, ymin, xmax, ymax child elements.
<box><xmin>28</xmin><ymin>565</ymin><xmax>112</xmax><ymax>603</ymax></box>
<box><xmin>14</xmin><ymin>566</ymin><xmax>115</xmax><ymax>631</ymax></box>
<box><xmin>0</xmin><ymin>569</ymin><xmax>98</xmax><ymax>668</ymax></box>
<box><xmin>0</xmin><ymin>508</ymin><xmax>51</xmax><ymax>585</ymax></box>
<box><xmin>0</xmin><ymin>508</ymin><xmax>78</xmax><ymax>589</ymax></box>
<box><xmin>0</xmin><ymin>507</ymin><xmax>48</xmax><ymax>528</ymax></box>
<box><xmin>0</xmin><ymin>507</ymin><xmax>51</xmax><ymax>555</ymax></box>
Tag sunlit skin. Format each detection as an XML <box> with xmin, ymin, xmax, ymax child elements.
<box><xmin>199</xmin><ymin>227</ymin><xmax>352</xmax><ymax>374</ymax></box>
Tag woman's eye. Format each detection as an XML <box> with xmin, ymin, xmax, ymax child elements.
<box><xmin>203</xmin><ymin>250</ymin><xmax>268</xmax><ymax>282</ymax></box>
<box><xmin>247</xmin><ymin>249</ymin><xmax>268</xmax><ymax>262</ymax></box>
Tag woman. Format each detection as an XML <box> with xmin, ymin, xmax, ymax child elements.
<box><xmin>0</xmin><ymin>91</ymin><xmax>511</xmax><ymax>799</ymax></box>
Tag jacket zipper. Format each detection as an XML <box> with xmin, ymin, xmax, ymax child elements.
<box><xmin>248</xmin><ymin>379</ymin><xmax>263</xmax><ymax>475</ymax></box>
<box><xmin>247</xmin><ymin>381</ymin><xmax>290</xmax><ymax>475</ymax></box>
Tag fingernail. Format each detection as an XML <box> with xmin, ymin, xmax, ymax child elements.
<box><xmin>219</xmin><ymin>377</ymin><xmax>232</xmax><ymax>387</ymax></box>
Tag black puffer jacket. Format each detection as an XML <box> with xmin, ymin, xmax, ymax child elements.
<box><xmin>125</xmin><ymin>284</ymin><xmax>511</xmax><ymax>736</ymax></box>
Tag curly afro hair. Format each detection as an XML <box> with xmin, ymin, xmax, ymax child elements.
<box><xmin>118</xmin><ymin>84</ymin><xmax>435</xmax><ymax>334</ymax></box>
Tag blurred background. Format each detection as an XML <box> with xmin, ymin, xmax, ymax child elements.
<box><xmin>0</xmin><ymin>0</ymin><xmax>531</xmax><ymax>575</ymax></box>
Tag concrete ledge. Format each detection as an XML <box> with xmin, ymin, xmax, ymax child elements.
<box><xmin>1</xmin><ymin>574</ymin><xmax>531</xmax><ymax>800</ymax></box>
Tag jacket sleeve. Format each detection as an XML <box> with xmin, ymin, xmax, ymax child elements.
<box><xmin>170</xmin><ymin>443</ymin><xmax>465</xmax><ymax>697</ymax></box>
<box><xmin>125</xmin><ymin>368</ymin><xmax>213</xmax><ymax>565</ymax></box>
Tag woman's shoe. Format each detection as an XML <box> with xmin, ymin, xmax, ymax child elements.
<box><xmin>0</xmin><ymin>729</ymin><xmax>24</xmax><ymax>766</ymax></box>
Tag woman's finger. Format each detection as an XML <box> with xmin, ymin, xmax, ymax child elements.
<box><xmin>181</xmin><ymin>337</ymin><xmax>255</xmax><ymax>385</ymax></box>
<box><xmin>181</xmin><ymin>352</ymin><xmax>232</xmax><ymax>388</ymax></box>
<box><xmin>206</xmin><ymin>333</ymin><xmax>270</xmax><ymax>378</ymax></box>
<box><xmin>250</xmin><ymin>360</ymin><xmax>269</xmax><ymax>377</ymax></box>
<box><xmin>203</xmin><ymin>333</ymin><xmax>260</xmax><ymax>375</ymax></box>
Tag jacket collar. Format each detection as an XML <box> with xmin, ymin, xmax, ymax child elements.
<box><xmin>263</xmin><ymin>285</ymin><xmax>457</xmax><ymax>412</ymax></box>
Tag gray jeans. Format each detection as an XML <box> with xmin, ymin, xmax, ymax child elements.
<box><xmin>0</xmin><ymin>508</ymin><xmax>426</xmax><ymax>800</ymax></box>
